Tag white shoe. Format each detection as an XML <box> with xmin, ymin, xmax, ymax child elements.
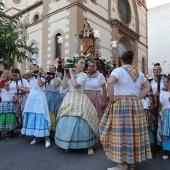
<box><xmin>45</xmin><ymin>140</ymin><xmax>51</xmax><ymax>148</ymax></box>
<box><xmin>162</xmin><ymin>155</ymin><xmax>168</xmax><ymax>160</ymax></box>
<box><xmin>30</xmin><ymin>139</ymin><xmax>37</xmax><ymax>145</ymax></box>
<box><xmin>88</xmin><ymin>148</ymin><xmax>94</xmax><ymax>155</ymax></box>
<box><xmin>107</xmin><ymin>163</ymin><xmax>128</xmax><ymax>170</ymax></box>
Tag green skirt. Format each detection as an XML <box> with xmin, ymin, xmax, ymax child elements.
<box><xmin>0</xmin><ymin>112</ymin><xmax>17</xmax><ymax>131</ymax></box>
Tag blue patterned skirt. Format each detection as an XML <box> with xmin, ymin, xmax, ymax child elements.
<box><xmin>159</xmin><ymin>109</ymin><xmax>170</xmax><ymax>151</ymax></box>
<box><xmin>55</xmin><ymin>116</ymin><xmax>97</xmax><ymax>149</ymax></box>
<box><xmin>21</xmin><ymin>112</ymin><xmax>50</xmax><ymax>137</ymax></box>
<box><xmin>45</xmin><ymin>91</ymin><xmax>65</xmax><ymax>116</ymax></box>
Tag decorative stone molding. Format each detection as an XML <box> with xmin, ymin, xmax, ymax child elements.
<box><xmin>110</xmin><ymin>18</ymin><xmax>140</xmax><ymax>40</ymax></box>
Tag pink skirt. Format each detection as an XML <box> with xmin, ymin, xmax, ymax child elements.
<box><xmin>84</xmin><ymin>90</ymin><xmax>104</xmax><ymax>120</ymax></box>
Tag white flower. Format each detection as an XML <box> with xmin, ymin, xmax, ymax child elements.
<box><xmin>73</xmin><ymin>53</ymin><xmax>79</xmax><ymax>58</ymax></box>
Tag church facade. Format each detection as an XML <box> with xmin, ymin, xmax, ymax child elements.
<box><xmin>2</xmin><ymin>0</ymin><xmax>148</xmax><ymax>75</ymax></box>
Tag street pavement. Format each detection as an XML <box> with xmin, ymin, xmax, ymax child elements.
<box><xmin>0</xmin><ymin>129</ymin><xmax>170</xmax><ymax>170</ymax></box>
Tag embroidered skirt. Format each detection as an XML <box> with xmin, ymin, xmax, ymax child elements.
<box><xmin>99</xmin><ymin>96</ymin><xmax>152</xmax><ymax>164</ymax></box>
<box><xmin>84</xmin><ymin>90</ymin><xmax>104</xmax><ymax>120</ymax></box>
<box><xmin>0</xmin><ymin>102</ymin><xmax>17</xmax><ymax>131</ymax></box>
<box><xmin>21</xmin><ymin>112</ymin><xmax>50</xmax><ymax>137</ymax></box>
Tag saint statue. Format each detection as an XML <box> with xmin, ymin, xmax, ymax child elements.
<box><xmin>79</xmin><ymin>18</ymin><xmax>94</xmax><ymax>57</ymax></box>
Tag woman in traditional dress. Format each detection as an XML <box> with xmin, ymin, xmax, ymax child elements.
<box><xmin>45</xmin><ymin>65</ymin><xmax>61</xmax><ymax>131</ymax></box>
<box><xmin>0</xmin><ymin>79</ymin><xmax>17</xmax><ymax>139</ymax></box>
<box><xmin>100</xmin><ymin>50</ymin><xmax>152</xmax><ymax>170</ymax></box>
<box><xmin>10</xmin><ymin>68</ymin><xmax>30</xmax><ymax>126</ymax></box>
<box><xmin>55</xmin><ymin>57</ymin><xmax>99</xmax><ymax>155</ymax></box>
<box><xmin>159</xmin><ymin>77</ymin><xmax>170</xmax><ymax>160</ymax></box>
<box><xmin>84</xmin><ymin>61</ymin><xmax>107</xmax><ymax>120</ymax></box>
<box><xmin>21</xmin><ymin>64</ymin><xmax>51</xmax><ymax>148</ymax></box>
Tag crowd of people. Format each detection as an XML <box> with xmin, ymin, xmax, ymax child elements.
<box><xmin>0</xmin><ymin>50</ymin><xmax>170</xmax><ymax>170</ymax></box>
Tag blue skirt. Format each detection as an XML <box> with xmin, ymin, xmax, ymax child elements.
<box><xmin>45</xmin><ymin>91</ymin><xmax>65</xmax><ymax>116</ymax></box>
<box><xmin>21</xmin><ymin>112</ymin><xmax>50</xmax><ymax>137</ymax></box>
<box><xmin>55</xmin><ymin>116</ymin><xmax>97</xmax><ymax>149</ymax></box>
<box><xmin>162</xmin><ymin>136</ymin><xmax>170</xmax><ymax>151</ymax></box>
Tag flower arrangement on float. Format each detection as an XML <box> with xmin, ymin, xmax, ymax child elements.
<box><xmin>64</xmin><ymin>53</ymin><xmax>113</xmax><ymax>72</ymax></box>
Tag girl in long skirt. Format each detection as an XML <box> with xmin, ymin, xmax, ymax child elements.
<box><xmin>84</xmin><ymin>61</ymin><xmax>107</xmax><ymax>120</ymax></box>
<box><xmin>0</xmin><ymin>79</ymin><xmax>17</xmax><ymax>139</ymax></box>
<box><xmin>100</xmin><ymin>50</ymin><xmax>152</xmax><ymax>170</ymax></box>
<box><xmin>45</xmin><ymin>65</ymin><xmax>61</xmax><ymax>131</ymax></box>
<box><xmin>21</xmin><ymin>64</ymin><xmax>51</xmax><ymax>148</ymax></box>
<box><xmin>10</xmin><ymin>68</ymin><xmax>30</xmax><ymax>126</ymax></box>
<box><xmin>55</xmin><ymin>57</ymin><xmax>99</xmax><ymax>155</ymax></box>
<box><xmin>159</xmin><ymin>77</ymin><xmax>170</xmax><ymax>159</ymax></box>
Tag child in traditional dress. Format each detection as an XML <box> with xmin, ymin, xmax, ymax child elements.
<box><xmin>0</xmin><ymin>79</ymin><xmax>17</xmax><ymax>139</ymax></box>
<box><xmin>159</xmin><ymin>77</ymin><xmax>170</xmax><ymax>159</ymax></box>
<box><xmin>21</xmin><ymin>64</ymin><xmax>51</xmax><ymax>148</ymax></box>
<box><xmin>142</xmin><ymin>96</ymin><xmax>155</xmax><ymax>146</ymax></box>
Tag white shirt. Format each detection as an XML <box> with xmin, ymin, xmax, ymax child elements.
<box><xmin>151</xmin><ymin>78</ymin><xmax>165</xmax><ymax>95</ymax></box>
<box><xmin>59</xmin><ymin>86</ymin><xmax>69</xmax><ymax>94</ymax></box>
<box><xmin>10</xmin><ymin>78</ymin><xmax>30</xmax><ymax>94</ymax></box>
<box><xmin>160</xmin><ymin>91</ymin><xmax>170</xmax><ymax>109</ymax></box>
<box><xmin>29</xmin><ymin>76</ymin><xmax>46</xmax><ymax>91</ymax></box>
<box><xmin>84</xmin><ymin>73</ymin><xmax>106</xmax><ymax>91</ymax></box>
<box><xmin>45</xmin><ymin>77</ymin><xmax>61</xmax><ymax>92</ymax></box>
<box><xmin>0</xmin><ymin>89</ymin><xmax>15</xmax><ymax>102</ymax></box>
<box><xmin>111</xmin><ymin>67</ymin><xmax>146</xmax><ymax>97</ymax></box>
<box><xmin>142</xmin><ymin>97</ymin><xmax>150</xmax><ymax>109</ymax></box>
<box><xmin>68</xmin><ymin>72</ymin><xmax>88</xmax><ymax>93</ymax></box>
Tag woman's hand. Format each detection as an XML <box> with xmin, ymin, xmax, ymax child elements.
<box><xmin>102</xmin><ymin>100</ymin><xmax>107</xmax><ymax>109</ymax></box>
<box><xmin>16</xmin><ymin>84</ymin><xmax>20</xmax><ymax>90</ymax></box>
<box><xmin>69</xmin><ymin>68</ymin><xmax>74</xmax><ymax>75</ymax></box>
<box><xmin>38</xmin><ymin>69</ymin><xmax>43</xmax><ymax>76</ymax></box>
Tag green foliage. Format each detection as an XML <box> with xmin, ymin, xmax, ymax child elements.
<box><xmin>0</xmin><ymin>2</ymin><xmax>38</xmax><ymax>69</ymax></box>
<box><xmin>64</xmin><ymin>53</ymin><xmax>93</xmax><ymax>68</ymax></box>
<box><xmin>64</xmin><ymin>53</ymin><xmax>113</xmax><ymax>71</ymax></box>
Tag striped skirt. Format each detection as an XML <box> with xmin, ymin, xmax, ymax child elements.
<box><xmin>99</xmin><ymin>96</ymin><xmax>152</xmax><ymax>164</ymax></box>
<box><xmin>84</xmin><ymin>90</ymin><xmax>104</xmax><ymax>120</ymax></box>
<box><xmin>14</xmin><ymin>94</ymin><xmax>27</xmax><ymax>117</ymax></box>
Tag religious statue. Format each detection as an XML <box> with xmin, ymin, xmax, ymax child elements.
<box><xmin>79</xmin><ymin>18</ymin><xmax>94</xmax><ymax>57</ymax></box>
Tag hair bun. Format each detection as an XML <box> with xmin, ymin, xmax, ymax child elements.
<box><xmin>126</xmin><ymin>50</ymin><xmax>134</xmax><ymax>57</ymax></box>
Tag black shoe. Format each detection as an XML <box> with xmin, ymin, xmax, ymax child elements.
<box><xmin>5</xmin><ymin>131</ymin><xmax>13</xmax><ymax>139</ymax></box>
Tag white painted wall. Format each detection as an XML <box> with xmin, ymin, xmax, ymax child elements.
<box><xmin>148</xmin><ymin>3</ymin><xmax>170</xmax><ymax>75</ymax></box>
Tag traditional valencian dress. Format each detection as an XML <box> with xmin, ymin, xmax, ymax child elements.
<box><xmin>21</xmin><ymin>75</ymin><xmax>51</xmax><ymax>137</ymax></box>
<box><xmin>45</xmin><ymin>76</ymin><xmax>62</xmax><ymax>131</ymax></box>
<box><xmin>10</xmin><ymin>78</ymin><xmax>29</xmax><ymax>120</ymax></box>
<box><xmin>159</xmin><ymin>90</ymin><xmax>170</xmax><ymax>151</ymax></box>
<box><xmin>84</xmin><ymin>71</ymin><xmax>106</xmax><ymax>120</ymax></box>
<box><xmin>55</xmin><ymin>72</ymin><xmax>99</xmax><ymax>149</ymax></box>
<box><xmin>0</xmin><ymin>89</ymin><xmax>17</xmax><ymax>132</ymax></box>
<box><xmin>100</xmin><ymin>65</ymin><xmax>152</xmax><ymax>164</ymax></box>
<box><xmin>142</xmin><ymin>97</ymin><xmax>155</xmax><ymax>146</ymax></box>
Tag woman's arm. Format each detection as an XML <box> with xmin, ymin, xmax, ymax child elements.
<box><xmin>107</xmin><ymin>75</ymin><xmax>118</xmax><ymax>102</ymax></box>
<box><xmin>26</xmin><ymin>68</ymin><xmax>41</xmax><ymax>78</ymax></box>
<box><xmin>69</xmin><ymin>68</ymin><xmax>81</xmax><ymax>89</ymax></box>
<box><xmin>61</xmin><ymin>70</ymin><xmax>69</xmax><ymax>89</ymax></box>
<box><xmin>16</xmin><ymin>86</ymin><xmax>29</xmax><ymax>93</ymax></box>
<box><xmin>54</xmin><ymin>75</ymin><xmax>61</xmax><ymax>87</ymax></box>
<box><xmin>140</xmin><ymin>80</ymin><xmax>151</xmax><ymax>99</ymax></box>
<box><xmin>101</xmin><ymin>83</ymin><xmax>107</xmax><ymax>108</ymax></box>
<box><xmin>37</xmin><ymin>70</ymin><xmax>45</xmax><ymax>87</ymax></box>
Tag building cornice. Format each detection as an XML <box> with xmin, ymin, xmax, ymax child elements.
<box><xmin>110</xmin><ymin>18</ymin><xmax>140</xmax><ymax>40</ymax></box>
<box><xmin>137</xmin><ymin>0</ymin><xmax>148</xmax><ymax>11</ymax></box>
